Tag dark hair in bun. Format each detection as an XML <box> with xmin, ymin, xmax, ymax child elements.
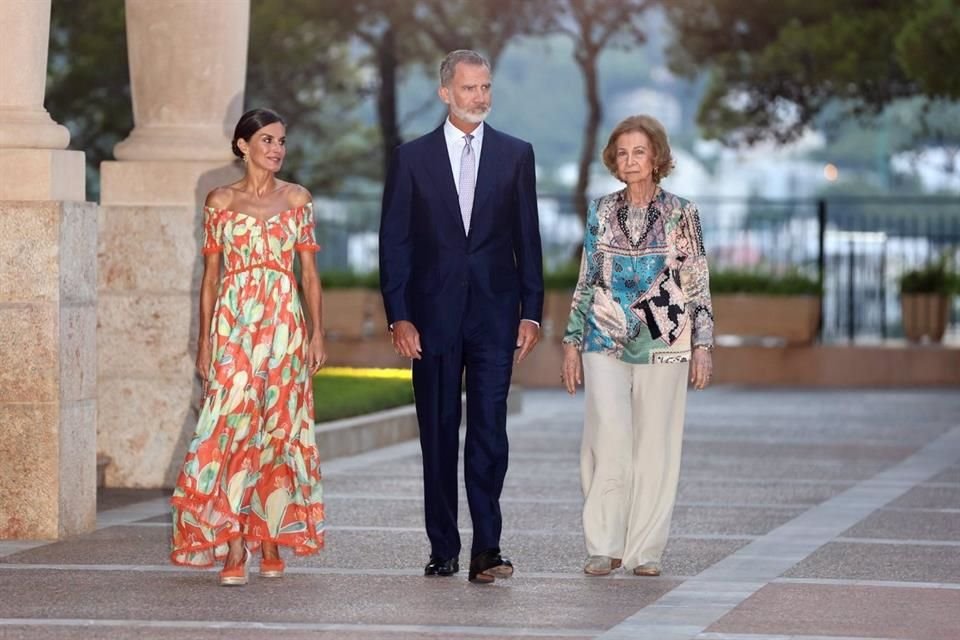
<box><xmin>231</xmin><ymin>108</ymin><xmax>285</xmax><ymax>159</ymax></box>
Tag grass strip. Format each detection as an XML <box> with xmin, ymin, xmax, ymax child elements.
<box><xmin>312</xmin><ymin>367</ymin><xmax>413</xmax><ymax>423</ymax></box>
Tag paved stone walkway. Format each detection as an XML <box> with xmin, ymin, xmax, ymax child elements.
<box><xmin>1</xmin><ymin>388</ymin><xmax>959</xmax><ymax>639</ymax></box>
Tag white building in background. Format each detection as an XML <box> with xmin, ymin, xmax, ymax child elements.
<box><xmin>892</xmin><ymin>148</ymin><xmax>960</xmax><ymax>193</ymax></box>
<box><xmin>348</xmin><ymin>232</ymin><xmax>379</xmax><ymax>273</ymax></box>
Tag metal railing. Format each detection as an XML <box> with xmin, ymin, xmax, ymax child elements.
<box><xmin>311</xmin><ymin>193</ymin><xmax>960</xmax><ymax>343</ymax></box>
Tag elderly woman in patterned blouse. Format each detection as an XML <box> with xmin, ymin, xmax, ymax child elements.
<box><xmin>561</xmin><ymin>114</ymin><xmax>714</xmax><ymax>577</ymax></box>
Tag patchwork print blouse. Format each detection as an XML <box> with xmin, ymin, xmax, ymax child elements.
<box><xmin>563</xmin><ymin>188</ymin><xmax>714</xmax><ymax>364</ymax></box>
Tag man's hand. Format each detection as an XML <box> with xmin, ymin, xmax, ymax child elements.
<box><xmin>515</xmin><ymin>319</ymin><xmax>540</xmax><ymax>363</ymax></box>
<box><xmin>391</xmin><ymin>320</ymin><xmax>422</xmax><ymax>360</ymax></box>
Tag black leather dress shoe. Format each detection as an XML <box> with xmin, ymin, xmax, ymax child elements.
<box><xmin>468</xmin><ymin>549</ymin><xmax>514</xmax><ymax>584</ymax></box>
<box><xmin>424</xmin><ymin>556</ymin><xmax>459</xmax><ymax>576</ymax></box>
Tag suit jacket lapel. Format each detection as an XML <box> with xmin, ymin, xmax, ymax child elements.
<box><xmin>424</xmin><ymin>125</ymin><xmax>463</xmax><ymax>233</ymax></box>
<box><xmin>472</xmin><ymin>124</ymin><xmax>498</xmax><ymax>220</ymax></box>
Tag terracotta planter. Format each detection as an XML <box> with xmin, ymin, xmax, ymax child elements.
<box><xmin>323</xmin><ymin>289</ymin><xmax>378</xmax><ymax>340</ymax></box>
<box><xmin>543</xmin><ymin>289</ymin><xmax>574</xmax><ymax>340</ymax></box>
<box><xmin>367</xmin><ymin>294</ymin><xmax>389</xmax><ymax>337</ymax></box>
<box><xmin>712</xmin><ymin>294</ymin><xmax>820</xmax><ymax>345</ymax></box>
<box><xmin>900</xmin><ymin>294</ymin><xmax>949</xmax><ymax>343</ymax></box>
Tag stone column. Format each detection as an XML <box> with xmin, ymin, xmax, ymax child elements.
<box><xmin>102</xmin><ymin>0</ymin><xmax>249</xmax><ymax>205</ymax></box>
<box><xmin>0</xmin><ymin>0</ymin><xmax>97</xmax><ymax>539</ymax></box>
<box><xmin>0</xmin><ymin>0</ymin><xmax>84</xmax><ymax>201</ymax></box>
<box><xmin>98</xmin><ymin>0</ymin><xmax>248</xmax><ymax>487</ymax></box>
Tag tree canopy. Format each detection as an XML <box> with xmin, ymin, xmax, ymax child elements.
<box><xmin>47</xmin><ymin>0</ymin><xmax>130</xmax><ymax>199</ymax></box>
<box><xmin>663</xmin><ymin>0</ymin><xmax>960</xmax><ymax>145</ymax></box>
<box><xmin>245</xmin><ymin>0</ymin><xmax>377</xmax><ymax>191</ymax></box>
<box><xmin>49</xmin><ymin>0</ymin><xmax>766</xmax><ymax>204</ymax></box>
<box><xmin>46</xmin><ymin>0</ymin><xmax>560</xmax><ymax>191</ymax></box>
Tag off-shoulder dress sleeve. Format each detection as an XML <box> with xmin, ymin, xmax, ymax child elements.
<box><xmin>201</xmin><ymin>206</ymin><xmax>223</xmax><ymax>256</ymax></box>
<box><xmin>295</xmin><ymin>202</ymin><xmax>321</xmax><ymax>252</ymax></box>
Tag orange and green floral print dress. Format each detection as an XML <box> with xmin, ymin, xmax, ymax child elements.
<box><xmin>170</xmin><ymin>203</ymin><xmax>325</xmax><ymax>567</ymax></box>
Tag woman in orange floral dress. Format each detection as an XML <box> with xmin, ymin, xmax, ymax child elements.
<box><xmin>170</xmin><ymin>108</ymin><xmax>326</xmax><ymax>586</ymax></box>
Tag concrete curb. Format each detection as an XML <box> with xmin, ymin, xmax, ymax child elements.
<box><xmin>316</xmin><ymin>386</ymin><xmax>525</xmax><ymax>461</ymax></box>
<box><xmin>315</xmin><ymin>404</ymin><xmax>420</xmax><ymax>461</ymax></box>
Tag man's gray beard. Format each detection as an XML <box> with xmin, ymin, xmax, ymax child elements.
<box><xmin>451</xmin><ymin>103</ymin><xmax>491</xmax><ymax>124</ymax></box>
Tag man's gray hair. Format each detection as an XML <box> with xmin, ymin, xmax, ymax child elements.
<box><xmin>439</xmin><ymin>49</ymin><xmax>491</xmax><ymax>87</ymax></box>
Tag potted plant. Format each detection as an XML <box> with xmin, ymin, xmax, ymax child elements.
<box><xmin>899</xmin><ymin>259</ymin><xmax>954</xmax><ymax>343</ymax></box>
<box><xmin>710</xmin><ymin>270</ymin><xmax>823</xmax><ymax>345</ymax></box>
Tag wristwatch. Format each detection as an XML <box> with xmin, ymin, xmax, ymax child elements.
<box><xmin>694</xmin><ymin>344</ymin><xmax>714</xmax><ymax>352</ymax></box>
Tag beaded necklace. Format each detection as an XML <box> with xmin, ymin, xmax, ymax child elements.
<box><xmin>615</xmin><ymin>188</ymin><xmax>660</xmax><ymax>250</ymax></box>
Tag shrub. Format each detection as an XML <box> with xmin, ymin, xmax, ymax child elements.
<box><xmin>899</xmin><ymin>261</ymin><xmax>954</xmax><ymax>295</ymax></box>
<box><xmin>710</xmin><ymin>270</ymin><xmax>822</xmax><ymax>296</ymax></box>
<box><xmin>544</xmin><ymin>262</ymin><xmax>581</xmax><ymax>289</ymax></box>
<box><xmin>320</xmin><ymin>270</ymin><xmax>380</xmax><ymax>289</ymax></box>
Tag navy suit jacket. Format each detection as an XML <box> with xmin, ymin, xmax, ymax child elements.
<box><xmin>379</xmin><ymin>123</ymin><xmax>544</xmax><ymax>354</ymax></box>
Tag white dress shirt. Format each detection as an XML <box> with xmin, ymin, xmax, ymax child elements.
<box><xmin>443</xmin><ymin>118</ymin><xmax>484</xmax><ymax>195</ymax></box>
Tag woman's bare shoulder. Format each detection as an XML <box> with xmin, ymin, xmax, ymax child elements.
<box><xmin>204</xmin><ymin>186</ymin><xmax>235</xmax><ymax>210</ymax></box>
<box><xmin>287</xmin><ymin>182</ymin><xmax>313</xmax><ymax>207</ymax></box>
<box><xmin>282</xmin><ymin>181</ymin><xmax>312</xmax><ymax>208</ymax></box>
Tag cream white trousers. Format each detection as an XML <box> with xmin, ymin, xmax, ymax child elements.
<box><xmin>580</xmin><ymin>353</ymin><xmax>689</xmax><ymax>570</ymax></box>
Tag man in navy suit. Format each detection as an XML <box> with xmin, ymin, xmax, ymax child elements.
<box><xmin>379</xmin><ymin>49</ymin><xmax>544</xmax><ymax>584</ymax></box>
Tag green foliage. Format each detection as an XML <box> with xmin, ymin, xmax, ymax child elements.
<box><xmin>312</xmin><ymin>371</ymin><xmax>413</xmax><ymax>422</ymax></box>
<box><xmin>711</xmin><ymin>270</ymin><xmax>822</xmax><ymax>296</ymax></box>
<box><xmin>44</xmin><ymin>0</ymin><xmax>698</xmax><ymax>198</ymax></box>
<box><xmin>46</xmin><ymin>0</ymin><xmax>378</xmax><ymax>194</ymax></box>
<box><xmin>543</xmin><ymin>262</ymin><xmax>581</xmax><ymax>289</ymax></box>
<box><xmin>899</xmin><ymin>258</ymin><xmax>956</xmax><ymax>295</ymax></box>
<box><xmin>405</xmin><ymin>0</ymin><xmax>556</xmax><ymax>68</ymax></box>
<box><xmin>47</xmin><ymin>0</ymin><xmax>130</xmax><ymax>200</ymax></box>
<box><xmin>663</xmin><ymin>0</ymin><xmax>959</xmax><ymax>145</ymax></box>
<box><xmin>246</xmin><ymin>0</ymin><xmax>379</xmax><ymax>191</ymax></box>
<box><xmin>45</xmin><ymin>0</ymin><xmax>574</xmax><ymax>194</ymax></box>
<box><xmin>895</xmin><ymin>0</ymin><xmax>960</xmax><ymax>99</ymax></box>
<box><xmin>333</xmin><ymin>0</ymin><xmax>557</xmax><ymax>178</ymax></box>
<box><xmin>320</xmin><ymin>271</ymin><xmax>380</xmax><ymax>289</ymax></box>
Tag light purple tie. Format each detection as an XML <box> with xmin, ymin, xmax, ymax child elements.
<box><xmin>458</xmin><ymin>133</ymin><xmax>475</xmax><ymax>233</ymax></box>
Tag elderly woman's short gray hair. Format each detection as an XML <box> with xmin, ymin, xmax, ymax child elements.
<box><xmin>439</xmin><ymin>50</ymin><xmax>490</xmax><ymax>87</ymax></box>
<box><xmin>601</xmin><ymin>114</ymin><xmax>675</xmax><ymax>183</ymax></box>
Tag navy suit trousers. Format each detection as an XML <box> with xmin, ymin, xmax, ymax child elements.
<box><xmin>412</xmin><ymin>288</ymin><xmax>515</xmax><ymax>560</ymax></box>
